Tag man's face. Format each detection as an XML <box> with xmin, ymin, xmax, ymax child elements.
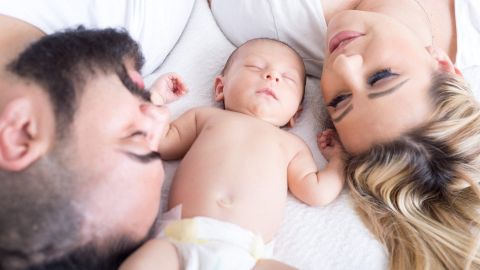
<box><xmin>67</xmin><ymin>70</ymin><xmax>168</xmax><ymax>243</ymax></box>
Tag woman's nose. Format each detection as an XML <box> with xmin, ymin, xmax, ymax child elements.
<box><xmin>332</xmin><ymin>54</ymin><xmax>364</xmax><ymax>88</ymax></box>
<box><xmin>140</xmin><ymin>103</ymin><xmax>170</xmax><ymax>150</ymax></box>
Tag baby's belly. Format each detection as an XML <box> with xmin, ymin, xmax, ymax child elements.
<box><xmin>168</xmin><ymin>159</ymin><xmax>288</xmax><ymax>242</ymax></box>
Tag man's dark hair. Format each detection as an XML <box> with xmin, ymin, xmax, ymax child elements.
<box><xmin>7</xmin><ymin>26</ymin><xmax>145</xmax><ymax>137</ymax></box>
<box><xmin>0</xmin><ymin>27</ymin><xmax>147</xmax><ymax>270</ymax></box>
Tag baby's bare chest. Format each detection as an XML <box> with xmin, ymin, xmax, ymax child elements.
<box><xmin>196</xmin><ymin>115</ymin><xmax>298</xmax><ymax>157</ymax></box>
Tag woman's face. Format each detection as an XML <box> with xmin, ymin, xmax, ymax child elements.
<box><xmin>321</xmin><ymin>10</ymin><xmax>436</xmax><ymax>154</ymax></box>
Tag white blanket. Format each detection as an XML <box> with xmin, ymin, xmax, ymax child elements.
<box><xmin>145</xmin><ymin>1</ymin><xmax>388</xmax><ymax>269</ymax></box>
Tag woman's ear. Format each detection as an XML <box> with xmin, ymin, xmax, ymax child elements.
<box><xmin>214</xmin><ymin>75</ymin><xmax>225</xmax><ymax>102</ymax></box>
<box><xmin>427</xmin><ymin>46</ymin><xmax>463</xmax><ymax>77</ymax></box>
<box><xmin>0</xmin><ymin>98</ymin><xmax>47</xmax><ymax>171</ymax></box>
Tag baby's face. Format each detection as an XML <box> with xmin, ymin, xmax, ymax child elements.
<box><xmin>220</xmin><ymin>40</ymin><xmax>305</xmax><ymax>126</ymax></box>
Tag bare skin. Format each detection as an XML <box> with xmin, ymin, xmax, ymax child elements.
<box><xmin>121</xmin><ymin>39</ymin><xmax>345</xmax><ymax>269</ymax></box>
<box><xmin>166</xmin><ymin>107</ymin><xmax>344</xmax><ymax>240</ymax></box>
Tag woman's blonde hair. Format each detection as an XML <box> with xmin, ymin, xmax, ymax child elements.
<box><xmin>346</xmin><ymin>72</ymin><xmax>480</xmax><ymax>270</ymax></box>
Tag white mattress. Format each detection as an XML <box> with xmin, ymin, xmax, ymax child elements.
<box><xmin>145</xmin><ymin>0</ymin><xmax>388</xmax><ymax>269</ymax></box>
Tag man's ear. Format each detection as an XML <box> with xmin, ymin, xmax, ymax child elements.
<box><xmin>214</xmin><ymin>75</ymin><xmax>225</xmax><ymax>102</ymax></box>
<box><xmin>427</xmin><ymin>46</ymin><xmax>463</xmax><ymax>77</ymax></box>
<box><xmin>287</xmin><ymin>105</ymin><xmax>303</xmax><ymax>128</ymax></box>
<box><xmin>0</xmin><ymin>98</ymin><xmax>46</xmax><ymax>171</ymax></box>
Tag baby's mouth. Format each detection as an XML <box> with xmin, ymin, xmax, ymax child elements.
<box><xmin>256</xmin><ymin>88</ymin><xmax>277</xmax><ymax>99</ymax></box>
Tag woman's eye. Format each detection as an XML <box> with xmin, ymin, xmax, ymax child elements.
<box><xmin>368</xmin><ymin>69</ymin><xmax>399</xmax><ymax>86</ymax></box>
<box><xmin>327</xmin><ymin>94</ymin><xmax>351</xmax><ymax>108</ymax></box>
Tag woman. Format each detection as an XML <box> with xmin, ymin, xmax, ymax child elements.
<box><xmin>211</xmin><ymin>0</ymin><xmax>480</xmax><ymax>269</ymax></box>
<box><xmin>346</xmin><ymin>72</ymin><xmax>480</xmax><ymax>269</ymax></box>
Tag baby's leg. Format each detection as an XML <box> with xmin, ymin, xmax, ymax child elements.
<box><xmin>253</xmin><ymin>259</ymin><xmax>298</xmax><ymax>270</ymax></box>
<box><xmin>119</xmin><ymin>239</ymin><xmax>181</xmax><ymax>270</ymax></box>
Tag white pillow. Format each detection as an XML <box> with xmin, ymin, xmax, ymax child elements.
<box><xmin>211</xmin><ymin>0</ymin><xmax>327</xmax><ymax>78</ymax></box>
<box><xmin>0</xmin><ymin>0</ymin><xmax>195</xmax><ymax>75</ymax></box>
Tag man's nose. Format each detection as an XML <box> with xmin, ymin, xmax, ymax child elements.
<box><xmin>140</xmin><ymin>103</ymin><xmax>169</xmax><ymax>150</ymax></box>
<box><xmin>263</xmin><ymin>70</ymin><xmax>280</xmax><ymax>82</ymax></box>
<box><xmin>332</xmin><ymin>54</ymin><xmax>363</xmax><ymax>89</ymax></box>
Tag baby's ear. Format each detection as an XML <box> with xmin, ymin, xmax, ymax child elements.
<box><xmin>214</xmin><ymin>75</ymin><xmax>225</xmax><ymax>102</ymax></box>
<box><xmin>287</xmin><ymin>105</ymin><xmax>303</xmax><ymax>128</ymax></box>
<box><xmin>427</xmin><ymin>46</ymin><xmax>463</xmax><ymax>77</ymax></box>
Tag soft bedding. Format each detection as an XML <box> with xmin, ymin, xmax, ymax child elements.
<box><xmin>145</xmin><ymin>0</ymin><xmax>388</xmax><ymax>269</ymax></box>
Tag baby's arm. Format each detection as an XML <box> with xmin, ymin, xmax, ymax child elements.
<box><xmin>158</xmin><ymin>107</ymin><xmax>218</xmax><ymax>160</ymax></box>
<box><xmin>149</xmin><ymin>72</ymin><xmax>187</xmax><ymax>106</ymax></box>
<box><xmin>148</xmin><ymin>72</ymin><xmax>199</xmax><ymax>160</ymax></box>
<box><xmin>158</xmin><ymin>107</ymin><xmax>199</xmax><ymax>160</ymax></box>
<box><xmin>287</xmin><ymin>129</ymin><xmax>345</xmax><ymax>206</ymax></box>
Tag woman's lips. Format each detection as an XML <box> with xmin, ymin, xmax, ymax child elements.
<box><xmin>329</xmin><ymin>31</ymin><xmax>364</xmax><ymax>53</ymax></box>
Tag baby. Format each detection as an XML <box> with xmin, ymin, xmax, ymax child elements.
<box><xmin>121</xmin><ymin>38</ymin><xmax>345</xmax><ymax>270</ymax></box>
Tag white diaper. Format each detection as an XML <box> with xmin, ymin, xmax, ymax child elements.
<box><xmin>211</xmin><ymin>0</ymin><xmax>328</xmax><ymax>77</ymax></box>
<box><xmin>160</xmin><ymin>207</ymin><xmax>274</xmax><ymax>270</ymax></box>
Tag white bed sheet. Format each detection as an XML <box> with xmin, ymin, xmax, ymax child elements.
<box><xmin>145</xmin><ymin>0</ymin><xmax>388</xmax><ymax>269</ymax></box>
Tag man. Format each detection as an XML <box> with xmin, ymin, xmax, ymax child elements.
<box><xmin>0</xmin><ymin>27</ymin><xmax>169</xmax><ymax>269</ymax></box>
<box><xmin>0</xmin><ymin>11</ymin><xmax>298</xmax><ymax>270</ymax></box>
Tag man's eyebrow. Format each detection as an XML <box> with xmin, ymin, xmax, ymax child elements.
<box><xmin>129</xmin><ymin>86</ymin><xmax>151</xmax><ymax>103</ymax></box>
<box><xmin>118</xmin><ymin>65</ymin><xmax>151</xmax><ymax>102</ymax></box>
<box><xmin>367</xmin><ymin>79</ymin><xmax>410</xmax><ymax>99</ymax></box>
<box><xmin>333</xmin><ymin>104</ymin><xmax>353</xmax><ymax>123</ymax></box>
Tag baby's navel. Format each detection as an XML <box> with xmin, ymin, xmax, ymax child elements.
<box><xmin>217</xmin><ymin>197</ymin><xmax>234</xmax><ymax>208</ymax></box>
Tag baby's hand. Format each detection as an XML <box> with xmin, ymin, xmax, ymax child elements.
<box><xmin>317</xmin><ymin>129</ymin><xmax>344</xmax><ymax>161</ymax></box>
<box><xmin>149</xmin><ymin>72</ymin><xmax>188</xmax><ymax>105</ymax></box>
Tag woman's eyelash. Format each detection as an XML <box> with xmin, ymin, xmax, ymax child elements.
<box><xmin>327</xmin><ymin>94</ymin><xmax>350</xmax><ymax>108</ymax></box>
<box><xmin>368</xmin><ymin>69</ymin><xmax>398</xmax><ymax>86</ymax></box>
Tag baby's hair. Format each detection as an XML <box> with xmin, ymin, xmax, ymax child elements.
<box><xmin>221</xmin><ymin>38</ymin><xmax>302</xmax><ymax>75</ymax></box>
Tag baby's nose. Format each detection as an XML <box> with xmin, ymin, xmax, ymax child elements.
<box><xmin>264</xmin><ymin>71</ymin><xmax>280</xmax><ymax>82</ymax></box>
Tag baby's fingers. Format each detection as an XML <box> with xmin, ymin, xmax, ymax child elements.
<box><xmin>317</xmin><ymin>132</ymin><xmax>331</xmax><ymax>149</ymax></box>
<box><xmin>169</xmin><ymin>74</ymin><xmax>188</xmax><ymax>95</ymax></box>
